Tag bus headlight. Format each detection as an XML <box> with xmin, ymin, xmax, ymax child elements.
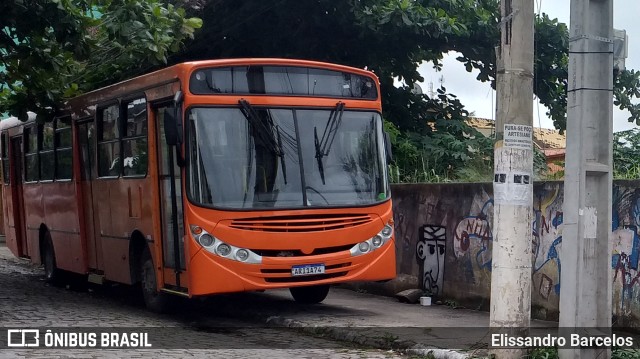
<box><xmin>236</xmin><ymin>249</ymin><xmax>249</xmax><ymax>262</ymax></box>
<box><xmin>190</xmin><ymin>225</ymin><xmax>262</xmax><ymax>264</ymax></box>
<box><xmin>381</xmin><ymin>224</ymin><xmax>393</xmax><ymax>238</ymax></box>
<box><xmin>372</xmin><ymin>235</ymin><xmax>383</xmax><ymax>248</ymax></box>
<box><xmin>199</xmin><ymin>233</ymin><xmax>215</xmax><ymax>247</ymax></box>
<box><xmin>216</xmin><ymin>243</ymin><xmax>232</xmax><ymax>257</ymax></box>
<box><xmin>350</xmin><ymin>222</ymin><xmax>394</xmax><ymax>257</ymax></box>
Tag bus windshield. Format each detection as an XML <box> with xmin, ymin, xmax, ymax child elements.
<box><xmin>187</xmin><ymin>106</ymin><xmax>389</xmax><ymax>209</ymax></box>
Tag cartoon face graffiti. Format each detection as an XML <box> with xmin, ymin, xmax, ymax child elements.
<box><xmin>416</xmin><ymin>225</ymin><xmax>446</xmax><ymax>296</ymax></box>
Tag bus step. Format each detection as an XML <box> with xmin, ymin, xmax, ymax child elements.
<box><xmin>87</xmin><ymin>273</ymin><xmax>105</xmax><ymax>285</ymax></box>
<box><xmin>160</xmin><ymin>288</ymin><xmax>189</xmax><ymax>297</ymax></box>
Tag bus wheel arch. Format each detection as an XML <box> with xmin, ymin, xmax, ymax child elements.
<box><xmin>39</xmin><ymin>225</ymin><xmax>61</xmax><ymax>284</ymax></box>
<box><xmin>128</xmin><ymin>230</ymin><xmax>147</xmax><ymax>285</ymax></box>
<box><xmin>129</xmin><ymin>231</ymin><xmax>173</xmax><ymax>313</ymax></box>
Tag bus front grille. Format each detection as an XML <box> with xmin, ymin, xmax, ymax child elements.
<box><xmin>230</xmin><ymin>214</ymin><xmax>373</xmax><ymax>232</ymax></box>
<box><xmin>253</xmin><ymin>244</ymin><xmax>353</xmax><ymax>257</ymax></box>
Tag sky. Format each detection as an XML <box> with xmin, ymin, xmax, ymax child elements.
<box><xmin>417</xmin><ymin>0</ymin><xmax>638</xmax><ymax>132</ymax></box>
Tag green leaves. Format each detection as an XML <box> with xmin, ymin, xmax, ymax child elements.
<box><xmin>614</xmin><ymin>69</ymin><xmax>640</xmax><ymax>125</ymax></box>
<box><xmin>450</xmin><ymin>8</ymin><xmax>640</xmax><ymax>133</ymax></box>
<box><xmin>185</xmin><ymin>17</ymin><xmax>203</xmax><ymax>29</ymax></box>
<box><xmin>5</xmin><ymin>0</ymin><xmax>638</xmax><ymax>183</ymax></box>
<box><xmin>382</xmin><ymin>81</ymin><xmax>494</xmax><ymax>182</ymax></box>
<box><xmin>0</xmin><ymin>0</ymin><xmax>202</xmax><ymax>121</ymax></box>
<box><xmin>613</xmin><ymin>128</ymin><xmax>640</xmax><ymax>179</ymax></box>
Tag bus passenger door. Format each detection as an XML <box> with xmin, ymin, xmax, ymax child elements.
<box><xmin>8</xmin><ymin>136</ymin><xmax>27</xmax><ymax>257</ymax></box>
<box><xmin>155</xmin><ymin>104</ymin><xmax>185</xmax><ymax>287</ymax></box>
<box><xmin>77</xmin><ymin>120</ymin><xmax>103</xmax><ymax>270</ymax></box>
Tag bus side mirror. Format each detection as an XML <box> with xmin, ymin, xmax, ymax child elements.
<box><xmin>163</xmin><ymin>109</ymin><xmax>179</xmax><ymax>146</ymax></box>
<box><xmin>163</xmin><ymin>91</ymin><xmax>184</xmax><ymax>146</ymax></box>
<box><xmin>383</xmin><ymin>131</ymin><xmax>394</xmax><ymax>164</ymax></box>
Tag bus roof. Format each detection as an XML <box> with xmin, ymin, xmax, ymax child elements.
<box><xmin>68</xmin><ymin>58</ymin><xmax>380</xmax><ymax>103</ymax></box>
<box><xmin>3</xmin><ymin>59</ymin><xmax>380</xmax><ymax>125</ymax></box>
<box><xmin>182</xmin><ymin>58</ymin><xmax>379</xmax><ymax>79</ymax></box>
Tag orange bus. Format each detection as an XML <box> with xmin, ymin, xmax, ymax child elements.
<box><xmin>0</xmin><ymin>58</ymin><xmax>396</xmax><ymax>311</ymax></box>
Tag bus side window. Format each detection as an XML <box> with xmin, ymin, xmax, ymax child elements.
<box><xmin>24</xmin><ymin>126</ymin><xmax>39</xmax><ymax>182</ymax></box>
<box><xmin>97</xmin><ymin>104</ymin><xmax>121</xmax><ymax>177</ymax></box>
<box><xmin>39</xmin><ymin>122</ymin><xmax>55</xmax><ymax>181</ymax></box>
<box><xmin>1</xmin><ymin>132</ymin><xmax>9</xmax><ymax>184</ymax></box>
<box><xmin>55</xmin><ymin>117</ymin><xmax>73</xmax><ymax>180</ymax></box>
<box><xmin>123</xmin><ymin>97</ymin><xmax>147</xmax><ymax>177</ymax></box>
<box><xmin>78</xmin><ymin>120</ymin><xmax>95</xmax><ymax>180</ymax></box>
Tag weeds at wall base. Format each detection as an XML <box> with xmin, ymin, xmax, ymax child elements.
<box><xmin>526</xmin><ymin>348</ymin><xmax>640</xmax><ymax>359</ymax></box>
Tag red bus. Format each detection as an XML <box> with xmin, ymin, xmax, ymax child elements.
<box><xmin>0</xmin><ymin>58</ymin><xmax>396</xmax><ymax>311</ymax></box>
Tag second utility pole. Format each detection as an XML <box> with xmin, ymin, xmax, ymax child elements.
<box><xmin>490</xmin><ymin>0</ymin><xmax>534</xmax><ymax>358</ymax></box>
<box><xmin>559</xmin><ymin>1</ymin><xmax>614</xmax><ymax>358</ymax></box>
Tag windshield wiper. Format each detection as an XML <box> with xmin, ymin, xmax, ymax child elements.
<box><xmin>276</xmin><ymin>127</ymin><xmax>287</xmax><ymax>184</ymax></box>
<box><xmin>238</xmin><ymin>99</ymin><xmax>287</xmax><ymax>184</ymax></box>
<box><xmin>314</xmin><ymin>102</ymin><xmax>345</xmax><ymax>185</ymax></box>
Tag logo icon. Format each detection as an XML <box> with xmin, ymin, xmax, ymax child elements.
<box><xmin>7</xmin><ymin>329</ymin><xmax>39</xmax><ymax>347</ymax></box>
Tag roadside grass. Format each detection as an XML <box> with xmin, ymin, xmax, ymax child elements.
<box><xmin>528</xmin><ymin>348</ymin><xmax>640</xmax><ymax>359</ymax></box>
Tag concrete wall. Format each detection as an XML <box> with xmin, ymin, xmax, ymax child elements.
<box><xmin>391</xmin><ymin>180</ymin><xmax>640</xmax><ymax>326</ymax></box>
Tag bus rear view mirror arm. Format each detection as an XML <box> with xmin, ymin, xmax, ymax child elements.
<box><xmin>163</xmin><ymin>102</ymin><xmax>185</xmax><ymax>167</ymax></box>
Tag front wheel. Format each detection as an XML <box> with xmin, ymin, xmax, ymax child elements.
<box><xmin>289</xmin><ymin>285</ymin><xmax>330</xmax><ymax>304</ymax></box>
<box><xmin>140</xmin><ymin>247</ymin><xmax>174</xmax><ymax>313</ymax></box>
<box><xmin>43</xmin><ymin>235</ymin><xmax>62</xmax><ymax>285</ymax></box>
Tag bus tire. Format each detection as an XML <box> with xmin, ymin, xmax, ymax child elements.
<box><xmin>43</xmin><ymin>235</ymin><xmax>62</xmax><ymax>285</ymax></box>
<box><xmin>289</xmin><ymin>285</ymin><xmax>330</xmax><ymax>304</ymax></box>
<box><xmin>140</xmin><ymin>247</ymin><xmax>173</xmax><ymax>313</ymax></box>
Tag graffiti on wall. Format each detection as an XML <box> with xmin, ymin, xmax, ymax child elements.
<box><xmin>612</xmin><ymin>227</ymin><xmax>639</xmax><ymax>301</ymax></box>
<box><xmin>531</xmin><ymin>186</ymin><xmax>563</xmax><ymax>301</ymax></box>
<box><xmin>393</xmin><ymin>181</ymin><xmax>640</xmax><ymax>325</ymax></box>
<box><xmin>612</xmin><ymin>188</ymin><xmax>640</xmax><ymax>318</ymax></box>
<box><xmin>453</xmin><ymin>199</ymin><xmax>493</xmax><ymax>274</ymax></box>
<box><xmin>393</xmin><ymin>210</ymin><xmax>416</xmax><ymax>274</ymax></box>
<box><xmin>416</xmin><ymin>225</ymin><xmax>446</xmax><ymax>296</ymax></box>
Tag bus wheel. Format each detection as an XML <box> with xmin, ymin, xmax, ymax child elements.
<box><xmin>43</xmin><ymin>235</ymin><xmax>61</xmax><ymax>284</ymax></box>
<box><xmin>289</xmin><ymin>285</ymin><xmax>330</xmax><ymax>304</ymax></box>
<box><xmin>140</xmin><ymin>247</ymin><xmax>173</xmax><ymax>313</ymax></box>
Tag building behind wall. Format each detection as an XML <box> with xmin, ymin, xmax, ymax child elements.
<box><xmin>466</xmin><ymin>117</ymin><xmax>566</xmax><ymax>176</ymax></box>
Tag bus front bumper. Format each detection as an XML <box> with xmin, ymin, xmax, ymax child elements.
<box><xmin>187</xmin><ymin>239</ymin><xmax>396</xmax><ymax>296</ymax></box>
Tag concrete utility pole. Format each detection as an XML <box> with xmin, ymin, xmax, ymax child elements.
<box><xmin>490</xmin><ymin>0</ymin><xmax>534</xmax><ymax>358</ymax></box>
<box><xmin>559</xmin><ymin>0</ymin><xmax>614</xmax><ymax>358</ymax></box>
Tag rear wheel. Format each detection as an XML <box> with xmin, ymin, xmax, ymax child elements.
<box><xmin>140</xmin><ymin>247</ymin><xmax>173</xmax><ymax>313</ymax></box>
<box><xmin>289</xmin><ymin>285</ymin><xmax>330</xmax><ymax>304</ymax></box>
<box><xmin>43</xmin><ymin>235</ymin><xmax>61</xmax><ymax>284</ymax></box>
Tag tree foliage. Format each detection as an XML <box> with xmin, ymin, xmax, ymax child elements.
<box><xmin>3</xmin><ymin>0</ymin><xmax>638</xmax><ymax>182</ymax></box>
<box><xmin>614</xmin><ymin>128</ymin><xmax>640</xmax><ymax>179</ymax></box>
<box><xmin>173</xmin><ymin>0</ymin><xmax>502</xmax><ymax>181</ymax></box>
<box><xmin>0</xmin><ymin>0</ymin><xmax>202</xmax><ymax>122</ymax></box>
<box><xmin>173</xmin><ymin>0</ymin><xmax>640</xmax><ymax>182</ymax></box>
<box><xmin>356</xmin><ymin>0</ymin><xmax>640</xmax><ymax>132</ymax></box>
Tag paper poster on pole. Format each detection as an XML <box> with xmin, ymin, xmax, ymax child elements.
<box><xmin>504</xmin><ymin>124</ymin><xmax>533</xmax><ymax>150</ymax></box>
<box><xmin>493</xmin><ymin>171</ymin><xmax>532</xmax><ymax>206</ymax></box>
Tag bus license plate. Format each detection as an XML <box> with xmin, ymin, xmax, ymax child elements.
<box><xmin>291</xmin><ymin>264</ymin><xmax>325</xmax><ymax>276</ymax></box>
